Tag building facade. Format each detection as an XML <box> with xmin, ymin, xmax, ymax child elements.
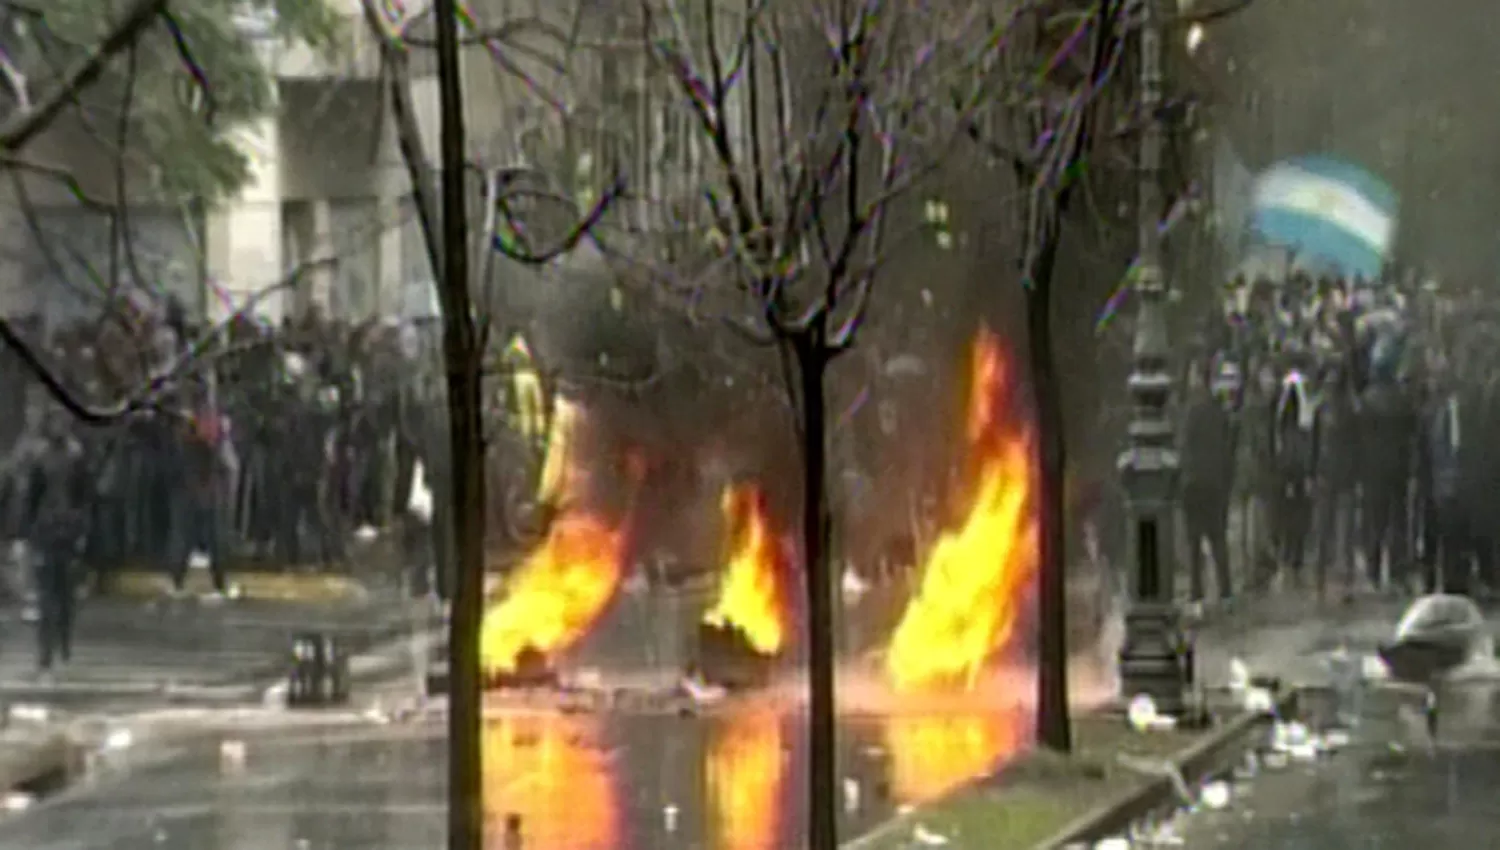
<box><xmin>0</xmin><ymin>0</ymin><xmax>749</xmax><ymax>325</ymax></box>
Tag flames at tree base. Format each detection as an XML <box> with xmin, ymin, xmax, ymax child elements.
<box><xmin>697</xmin><ymin>622</ymin><xmax>777</xmax><ymax>691</ymax></box>
<box><xmin>482</xmin><ymin>646</ymin><xmax>559</xmax><ymax>690</ymax></box>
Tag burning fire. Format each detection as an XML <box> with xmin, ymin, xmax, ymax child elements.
<box><xmin>702</xmin><ymin>485</ymin><xmax>793</xmax><ymax>655</ymax></box>
<box><xmin>706</xmin><ymin>712</ymin><xmax>786</xmax><ymax>850</ymax></box>
<box><xmin>480</xmin><ymin>514</ymin><xmax>626</xmax><ymax>674</ymax></box>
<box><xmin>885</xmin><ymin>329</ymin><xmax>1039</xmax><ymax>692</ymax></box>
<box><xmin>482</xmin><ymin>713</ymin><xmax>620</xmax><ymax>849</ymax></box>
<box><xmin>480</xmin><ymin>396</ymin><xmax>628</xmax><ymax>675</ymax></box>
<box><xmin>882</xmin><ymin>710</ymin><xmax>1026</xmax><ymax>803</ymax></box>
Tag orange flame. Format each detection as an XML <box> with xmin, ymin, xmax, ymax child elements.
<box><xmin>886</xmin><ymin>329</ymin><xmax>1038</xmax><ymax>692</ymax></box>
<box><xmin>480</xmin><ymin>513</ymin><xmax>626</xmax><ymax>674</ymax></box>
<box><xmin>882</xmin><ymin>710</ymin><xmax>1027</xmax><ymax>803</ymax></box>
<box><xmin>703</xmin><ymin>485</ymin><xmax>793</xmax><ymax>655</ymax></box>
<box><xmin>482</xmin><ymin>713</ymin><xmax>620</xmax><ymax>849</ymax></box>
<box><xmin>706</xmin><ymin>711</ymin><xmax>786</xmax><ymax>850</ymax></box>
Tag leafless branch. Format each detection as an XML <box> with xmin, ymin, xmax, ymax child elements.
<box><xmin>0</xmin><ymin>0</ymin><xmax>167</xmax><ymax>152</ymax></box>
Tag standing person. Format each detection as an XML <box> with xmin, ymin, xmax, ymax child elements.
<box><xmin>1270</xmin><ymin>368</ymin><xmax>1319</xmax><ymax>589</ymax></box>
<box><xmin>1359</xmin><ymin>368</ymin><xmax>1417</xmax><ymax>594</ymax></box>
<box><xmin>1180</xmin><ymin>362</ymin><xmax>1237</xmax><ymax>604</ymax></box>
<box><xmin>1422</xmin><ymin>372</ymin><xmax>1469</xmax><ymax>595</ymax></box>
<box><xmin>1314</xmin><ymin>364</ymin><xmax>1360</xmax><ymax>599</ymax></box>
<box><xmin>168</xmin><ymin>398</ymin><xmax>233</xmax><ymax>599</ymax></box>
<box><xmin>22</xmin><ymin>419</ymin><xmax>90</xmax><ymax>676</ymax></box>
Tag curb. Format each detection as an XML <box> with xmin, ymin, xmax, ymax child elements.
<box><xmin>1029</xmin><ymin>689</ymin><xmax>1302</xmax><ymax>850</ymax></box>
<box><xmin>107</xmin><ymin>570</ymin><xmax>370</xmax><ymax>604</ymax></box>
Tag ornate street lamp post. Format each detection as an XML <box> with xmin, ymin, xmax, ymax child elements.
<box><xmin>1117</xmin><ymin>0</ymin><xmax>1194</xmax><ymax>716</ymax></box>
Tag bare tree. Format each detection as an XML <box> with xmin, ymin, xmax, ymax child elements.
<box><xmin>0</xmin><ymin>0</ymin><xmax>358</xmax><ymax>422</ymax></box>
<box><xmin>627</xmin><ymin>0</ymin><xmax>1023</xmax><ymax>844</ymax></box>
<box><xmin>361</xmin><ymin>3</ymin><xmax>621</xmax><ymax>848</ymax></box>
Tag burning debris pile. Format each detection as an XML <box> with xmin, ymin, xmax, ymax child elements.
<box><xmin>697</xmin><ymin>485</ymin><xmax>794</xmax><ymax>690</ymax></box>
<box><xmin>886</xmin><ymin>329</ymin><xmax>1039</xmax><ymax>693</ymax></box>
<box><xmin>479</xmin><ymin>397</ymin><xmax>632</xmax><ymax>688</ymax></box>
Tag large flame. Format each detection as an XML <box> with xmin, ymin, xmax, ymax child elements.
<box><xmin>706</xmin><ymin>711</ymin><xmax>786</xmax><ymax>850</ymax></box>
<box><xmin>482</xmin><ymin>713</ymin><xmax>620</xmax><ymax>849</ymax></box>
<box><xmin>882</xmin><ymin>710</ymin><xmax>1027</xmax><ymax>803</ymax></box>
<box><xmin>702</xmin><ymin>485</ymin><xmax>793</xmax><ymax>655</ymax></box>
<box><xmin>885</xmin><ymin>329</ymin><xmax>1039</xmax><ymax>692</ymax></box>
<box><xmin>480</xmin><ymin>397</ymin><xmax>627</xmax><ymax>675</ymax></box>
<box><xmin>480</xmin><ymin>514</ymin><xmax>626</xmax><ymax>674</ymax></box>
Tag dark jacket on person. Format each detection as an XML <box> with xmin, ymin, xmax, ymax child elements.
<box><xmin>24</xmin><ymin>436</ymin><xmax>91</xmax><ymax>552</ymax></box>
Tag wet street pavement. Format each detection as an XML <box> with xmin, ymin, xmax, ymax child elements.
<box><xmin>0</xmin><ymin>590</ymin><xmax>1461</xmax><ymax>849</ymax></box>
<box><xmin>1181</xmin><ymin>647</ymin><xmax>1500</xmax><ymax>847</ymax></box>
<box><xmin>0</xmin><ymin>703</ymin><xmax>1030</xmax><ymax>850</ymax></box>
<box><xmin>0</xmin><ymin>596</ymin><xmax>416</xmax><ymax>710</ymax></box>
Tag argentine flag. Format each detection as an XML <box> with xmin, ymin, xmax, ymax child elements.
<box><xmin>1249</xmin><ymin>156</ymin><xmax>1398</xmax><ymax>281</ymax></box>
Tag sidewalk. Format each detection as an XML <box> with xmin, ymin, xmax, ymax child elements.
<box><xmin>0</xmin><ymin>593</ymin><xmax>421</xmax><ymax>708</ymax></box>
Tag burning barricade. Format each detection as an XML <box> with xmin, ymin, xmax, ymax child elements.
<box><xmin>886</xmin><ymin>329</ymin><xmax>1039</xmax><ymax>694</ymax></box>
<box><xmin>696</xmin><ymin>484</ymin><xmax>794</xmax><ymax>691</ymax></box>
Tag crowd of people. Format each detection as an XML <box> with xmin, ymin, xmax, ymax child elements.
<box><xmin>0</xmin><ymin>306</ymin><xmax>459</xmax><ymax>672</ymax></box>
<box><xmin>1177</xmin><ymin>267</ymin><xmax>1500</xmax><ymax>605</ymax></box>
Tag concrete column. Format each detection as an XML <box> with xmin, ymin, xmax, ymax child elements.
<box><xmin>407</xmin><ymin>75</ymin><xmax>442</xmax><ymax>168</ymax></box>
<box><xmin>378</xmin><ymin>193</ymin><xmax>404</xmax><ymax>316</ymax></box>
<box><xmin>205</xmin><ymin>117</ymin><xmax>284</xmax><ymax>323</ymax></box>
<box><xmin>309</xmin><ymin>199</ymin><xmax>336</xmax><ymax>315</ymax></box>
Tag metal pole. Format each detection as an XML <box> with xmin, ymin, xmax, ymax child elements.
<box><xmin>1117</xmin><ymin>0</ymin><xmax>1193</xmax><ymax>717</ymax></box>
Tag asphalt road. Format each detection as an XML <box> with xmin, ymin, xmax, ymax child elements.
<box><xmin>0</xmin><ymin>595</ymin><xmax>417</xmax><ymax>710</ymax></box>
<box><xmin>0</xmin><ymin>701</ymin><xmax>1040</xmax><ymax>850</ymax></box>
<box><xmin>0</xmin><ymin>588</ymin><xmax>1449</xmax><ymax>850</ymax></box>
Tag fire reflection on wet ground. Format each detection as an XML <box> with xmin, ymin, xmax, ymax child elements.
<box><xmin>478</xmin><ymin>695</ymin><xmax>1030</xmax><ymax>850</ymax></box>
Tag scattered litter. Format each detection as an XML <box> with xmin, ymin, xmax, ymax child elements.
<box><xmin>679</xmin><ymin>676</ymin><xmax>726</xmax><ymax>706</ymax></box>
<box><xmin>220</xmin><ymin>739</ymin><xmax>247</xmax><ymax>773</ymax></box>
<box><xmin>896</xmin><ymin>804</ymin><xmax>915</xmax><ymax>816</ymax></box>
<box><xmin>2</xmin><ymin>792</ymin><xmax>32</xmax><ymax>812</ymax></box>
<box><xmin>1199</xmin><ymin>780</ymin><xmax>1231</xmax><ymax>810</ymax></box>
<box><xmin>841</xmin><ymin>570</ymin><xmax>870</xmax><ymax>602</ymax></box>
<box><xmin>263</xmin><ymin>681</ymin><xmax>289</xmax><ymax>710</ymax></box>
<box><xmin>1135</xmin><ymin>817</ymin><xmax>1185</xmax><ymax>846</ymax></box>
<box><xmin>1320</xmin><ymin>730</ymin><xmax>1351</xmax><ymax>751</ymax></box>
<box><xmin>911</xmin><ymin>823</ymin><xmax>950</xmax><ymax>846</ymax></box>
<box><xmin>1127</xmin><ymin>695</ymin><xmax>1157</xmax><ymax>732</ymax></box>
<box><xmin>1228</xmin><ymin>657</ymin><xmax>1251</xmax><ymax>692</ymax></box>
<box><xmin>662</xmin><ymin>804</ymin><xmax>679</xmax><ymax>833</ymax></box>
<box><xmin>103</xmin><ymin>728</ymin><xmax>133</xmax><ymax>751</ymax></box>
<box><xmin>1094</xmin><ymin>837</ymin><xmax>1131</xmax><ymax>850</ymax></box>
<box><xmin>1233</xmin><ymin>751</ymin><xmax>1259</xmax><ymax>780</ymax></box>
<box><xmin>1126</xmin><ymin>694</ymin><xmax>1178</xmax><ymax>732</ymax></box>
<box><xmin>1243</xmin><ymin>686</ymin><xmax>1275</xmax><ymax>715</ymax></box>
<box><xmin>1270</xmin><ymin>721</ymin><xmax>1311</xmax><ymax>753</ymax></box>
<box><xmin>361</xmin><ymin>705</ymin><xmax>392</xmax><ymax>726</ymax></box>
<box><xmin>1362</xmin><ymin>654</ymin><xmax>1390</xmax><ymax>680</ymax></box>
<box><xmin>1263</xmin><ymin>752</ymin><xmax>1290</xmax><ymax>771</ymax></box>
<box><xmin>571</xmin><ymin>668</ymin><xmax>603</xmax><ymax>690</ymax></box>
<box><xmin>9</xmin><ymin>704</ymin><xmax>47</xmax><ymax>723</ymax></box>
<box><xmin>353</xmin><ymin>525</ymin><xmax>379</xmax><ymax>542</ymax></box>
<box><xmin>842</xmin><ymin>777</ymin><xmax>860</xmax><ymax>813</ymax></box>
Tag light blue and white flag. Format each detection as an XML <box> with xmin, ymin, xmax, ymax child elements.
<box><xmin>1249</xmin><ymin>156</ymin><xmax>1399</xmax><ymax>281</ymax></box>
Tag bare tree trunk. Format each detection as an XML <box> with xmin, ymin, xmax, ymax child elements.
<box><xmin>432</xmin><ymin>2</ymin><xmax>485</xmax><ymax>849</ymax></box>
<box><xmin>1026</xmin><ymin>236</ymin><xmax>1071</xmax><ymax>753</ymax></box>
<box><xmin>793</xmin><ymin>331</ymin><xmax>838</xmax><ymax>850</ymax></box>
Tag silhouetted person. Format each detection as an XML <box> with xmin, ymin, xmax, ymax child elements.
<box><xmin>22</xmin><ymin>423</ymin><xmax>90</xmax><ymax>675</ymax></box>
<box><xmin>1180</xmin><ymin>365</ymin><xmax>1236</xmax><ymax>602</ymax></box>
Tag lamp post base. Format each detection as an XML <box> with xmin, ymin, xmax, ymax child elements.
<box><xmin>1119</xmin><ymin>601</ymin><xmax>1194</xmax><ymax>717</ymax></box>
